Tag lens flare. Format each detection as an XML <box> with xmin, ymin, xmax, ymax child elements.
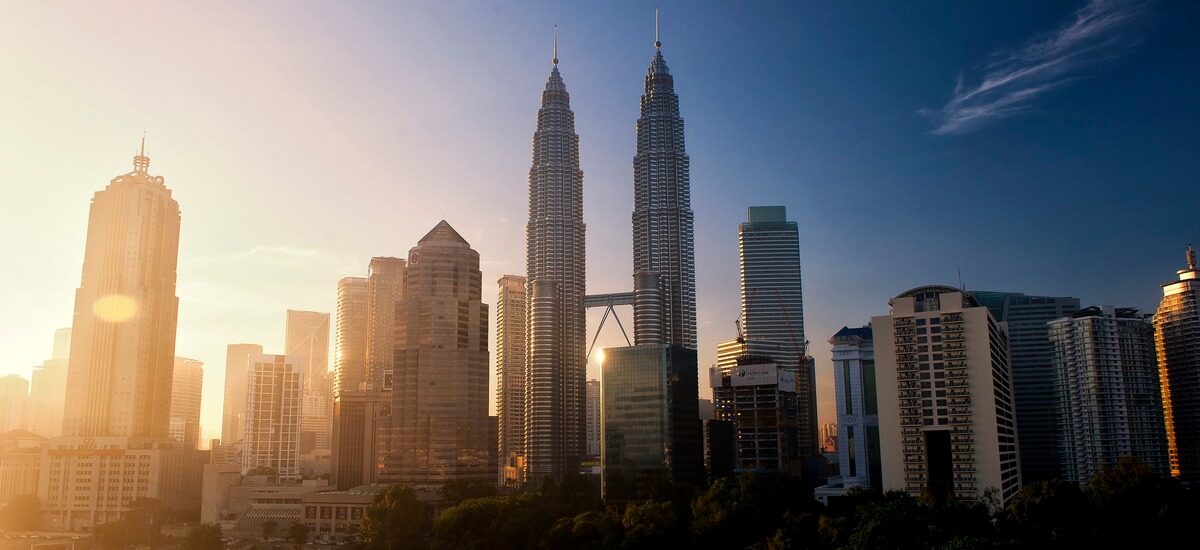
<box><xmin>93</xmin><ymin>294</ymin><xmax>137</xmax><ymax>322</ymax></box>
<box><xmin>596</xmin><ymin>348</ymin><xmax>605</xmax><ymax>364</ymax></box>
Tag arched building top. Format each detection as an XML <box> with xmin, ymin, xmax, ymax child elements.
<box><xmin>890</xmin><ymin>285</ymin><xmax>978</xmax><ymax>311</ymax></box>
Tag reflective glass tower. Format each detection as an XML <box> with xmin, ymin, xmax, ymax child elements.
<box><xmin>1156</xmin><ymin>245</ymin><xmax>1200</xmax><ymax>479</ymax></box>
<box><xmin>524</xmin><ymin>37</ymin><xmax>587</xmax><ymax>484</ymax></box>
<box><xmin>632</xmin><ymin>23</ymin><xmax>696</xmax><ymax>351</ymax></box>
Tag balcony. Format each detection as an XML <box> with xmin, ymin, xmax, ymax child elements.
<box><xmin>945</xmin><ymin>361</ymin><xmax>967</xmax><ymax>369</ymax></box>
<box><xmin>897</xmin><ymin>364</ymin><xmax>918</xmax><ymax>373</ymax></box>
<box><xmin>899</xmin><ymin>390</ymin><xmax>921</xmax><ymax>399</ymax></box>
<box><xmin>902</xmin><ymin>438</ymin><xmax>922</xmax><ymax>446</ymax></box>
<box><xmin>897</xmin><ymin>337</ymin><xmax>917</xmax><ymax>344</ymax></box>
<box><xmin>901</xmin><ymin>427</ymin><xmax>921</xmax><ymax>436</ymax></box>
<box><xmin>954</xmin><ymin>475</ymin><xmax>978</xmax><ymax>483</ymax></box>
<box><xmin>952</xmin><ymin>445</ymin><xmax>975</xmax><ymax>454</ymax></box>
<box><xmin>954</xmin><ymin>484</ymin><xmax>976</xmax><ymax>493</ymax></box>
<box><xmin>951</xmin><ymin>436</ymin><xmax>974</xmax><ymax>444</ymax></box>
<box><xmin>948</xmin><ymin>407</ymin><xmax>971</xmax><ymax>416</ymax></box>
<box><xmin>947</xmin><ymin>380</ymin><xmax>969</xmax><ymax>388</ymax></box>
<box><xmin>898</xmin><ymin>373</ymin><xmax>919</xmax><ymax>382</ymax></box>
<box><xmin>943</xmin><ymin>333</ymin><xmax>965</xmax><ymax>341</ymax></box>
<box><xmin>895</xmin><ymin>318</ymin><xmax>915</xmax><ymax>327</ymax></box>
<box><xmin>942</xmin><ymin>313</ymin><xmax>964</xmax><ymax>323</ymax></box>
<box><xmin>946</xmin><ymin>371</ymin><xmax>968</xmax><ymax>379</ymax></box>
<box><xmin>901</xmin><ymin>409</ymin><xmax>922</xmax><ymax>417</ymax></box>
<box><xmin>944</xmin><ymin>343</ymin><xmax>966</xmax><ymax>351</ymax></box>
<box><xmin>895</xmin><ymin>328</ymin><xmax>916</xmax><ymax>336</ymax></box>
<box><xmin>949</xmin><ymin>417</ymin><xmax>972</xmax><ymax>425</ymax></box>
<box><xmin>898</xmin><ymin>354</ymin><xmax>918</xmax><ymax>364</ymax></box>
<box><xmin>953</xmin><ymin>455</ymin><xmax>976</xmax><ymax>464</ymax></box>
<box><xmin>900</xmin><ymin>399</ymin><xmax>921</xmax><ymax>408</ymax></box>
<box><xmin>899</xmin><ymin>382</ymin><xmax>920</xmax><ymax>390</ymax></box>
<box><xmin>949</xmin><ymin>398</ymin><xmax>971</xmax><ymax>406</ymax></box>
<box><xmin>896</xmin><ymin>345</ymin><xmax>918</xmax><ymax>354</ymax></box>
<box><xmin>951</xmin><ymin>427</ymin><xmax>973</xmax><ymax>435</ymax></box>
<box><xmin>947</xmin><ymin>389</ymin><xmax>969</xmax><ymax>397</ymax></box>
<box><xmin>901</xmin><ymin>418</ymin><xmax>923</xmax><ymax>426</ymax></box>
<box><xmin>942</xmin><ymin>325</ymin><xmax>964</xmax><ymax>333</ymax></box>
<box><xmin>945</xmin><ymin>352</ymin><xmax>967</xmax><ymax>360</ymax></box>
<box><xmin>904</xmin><ymin>465</ymin><xmax>926</xmax><ymax>473</ymax></box>
<box><xmin>903</xmin><ymin>446</ymin><xmax>924</xmax><ymax>454</ymax></box>
<box><xmin>952</xmin><ymin>465</ymin><xmax>976</xmax><ymax>473</ymax></box>
<box><xmin>906</xmin><ymin>474</ymin><xmax>927</xmax><ymax>483</ymax></box>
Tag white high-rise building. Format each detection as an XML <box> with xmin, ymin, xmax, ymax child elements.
<box><xmin>1050</xmin><ymin>306</ymin><xmax>1168</xmax><ymax>485</ymax></box>
<box><xmin>242</xmin><ymin>354</ymin><xmax>303</xmax><ymax>481</ymax></box>
<box><xmin>29</xmin><ymin>328</ymin><xmax>70</xmax><ymax>438</ymax></box>
<box><xmin>816</xmin><ymin>326</ymin><xmax>878</xmax><ymax>504</ymax></box>
<box><xmin>873</xmin><ymin>286</ymin><xmax>1021</xmax><ymax>506</ymax></box>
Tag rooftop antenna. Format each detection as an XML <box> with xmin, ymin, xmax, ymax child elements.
<box><xmin>654</xmin><ymin>6</ymin><xmax>661</xmax><ymax>49</ymax></box>
<box><xmin>133</xmin><ymin>130</ymin><xmax>150</xmax><ymax>174</ymax></box>
<box><xmin>552</xmin><ymin>25</ymin><xmax>558</xmax><ymax>65</ymax></box>
<box><xmin>958</xmin><ymin>266</ymin><xmax>964</xmax><ymax>291</ymax></box>
<box><xmin>1188</xmin><ymin>243</ymin><xmax>1196</xmax><ymax>270</ymax></box>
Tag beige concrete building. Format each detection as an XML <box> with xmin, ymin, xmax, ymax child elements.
<box><xmin>242</xmin><ymin>355</ymin><xmax>303</xmax><ymax>481</ymax></box>
<box><xmin>873</xmin><ymin>286</ymin><xmax>1021</xmax><ymax>505</ymax></box>
<box><xmin>334</xmin><ymin>277</ymin><xmax>369</xmax><ymax>397</ymax></box>
<box><xmin>170</xmin><ymin>358</ymin><xmax>204</xmax><ymax>449</ymax></box>
<box><xmin>300</xmin><ymin>485</ymin><xmax>386</xmax><ymax>542</ymax></box>
<box><xmin>222</xmin><ymin>344</ymin><xmax>263</xmax><ymax>446</ymax></box>
<box><xmin>62</xmin><ymin>144</ymin><xmax>180</xmax><ymax>440</ymax></box>
<box><xmin>495</xmin><ymin>274</ymin><xmax>526</xmax><ymax>489</ymax></box>
<box><xmin>0</xmin><ymin>429</ymin><xmax>47</xmax><ymax>505</ymax></box>
<box><xmin>38</xmin><ymin>436</ymin><xmax>204</xmax><ymax>530</ymax></box>
<box><xmin>29</xmin><ymin>328</ymin><xmax>71</xmax><ymax>439</ymax></box>
<box><xmin>0</xmin><ymin>375</ymin><xmax>30</xmax><ymax>433</ymax></box>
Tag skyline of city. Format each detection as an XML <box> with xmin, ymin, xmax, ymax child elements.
<box><xmin>2</xmin><ymin>0</ymin><xmax>1199</xmax><ymax>445</ymax></box>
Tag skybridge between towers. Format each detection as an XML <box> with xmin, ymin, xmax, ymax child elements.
<box><xmin>585</xmin><ymin>292</ymin><xmax>634</xmax><ymax>362</ymax></box>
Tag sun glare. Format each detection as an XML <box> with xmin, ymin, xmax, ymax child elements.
<box><xmin>93</xmin><ymin>294</ymin><xmax>137</xmax><ymax>323</ymax></box>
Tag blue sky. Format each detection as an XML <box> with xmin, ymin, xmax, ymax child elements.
<box><xmin>1</xmin><ymin>0</ymin><xmax>1196</xmax><ymax>440</ymax></box>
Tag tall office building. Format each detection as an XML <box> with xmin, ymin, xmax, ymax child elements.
<box><xmin>41</xmin><ymin>143</ymin><xmax>203</xmax><ymax>531</ymax></box>
<box><xmin>600</xmin><ymin>344</ymin><xmax>703</xmax><ymax>503</ymax></box>
<box><xmin>334</xmin><ymin>277</ymin><xmax>369</xmax><ymax>397</ymax></box>
<box><xmin>0</xmin><ymin>375</ymin><xmax>30</xmax><ymax>432</ymax></box>
<box><xmin>242</xmin><ymin>354</ymin><xmax>303</xmax><ymax>481</ymax></box>
<box><xmin>631</xmin><ymin>28</ymin><xmax>696</xmax><ymax>351</ymax></box>
<box><xmin>62</xmin><ymin>141</ymin><xmax>180</xmax><ymax>439</ymax></box>
<box><xmin>1049</xmin><ymin>306</ymin><xmax>1169</xmax><ymax>484</ymax></box>
<box><xmin>1156</xmin><ymin>245</ymin><xmax>1200</xmax><ymax>479</ymax></box>
<box><xmin>366</xmin><ymin>257</ymin><xmax>405</xmax><ymax>391</ymax></box>
<box><xmin>384</xmin><ymin>221</ymin><xmax>490</xmax><ymax>485</ymax></box>
<box><xmin>873</xmin><ymin>286</ymin><xmax>1021</xmax><ymax>506</ymax></box>
<box><xmin>286</xmin><ymin>310</ymin><xmax>331</xmax><ymax>453</ymax></box>
<box><xmin>737</xmin><ymin>206</ymin><xmax>817</xmax><ymax>472</ymax></box>
<box><xmin>972</xmin><ymin>291</ymin><xmax>1081</xmax><ymax>482</ymax></box>
<box><xmin>815</xmin><ymin>326</ymin><xmax>881</xmax><ymax>503</ymax></box>
<box><xmin>222</xmin><ymin>343</ymin><xmax>263</xmax><ymax>445</ymax></box>
<box><xmin>29</xmin><ymin>328</ymin><xmax>70</xmax><ymax>438</ymax></box>
<box><xmin>332</xmin><ymin>276</ymin><xmax>374</xmax><ymax>490</ymax></box>
<box><xmin>524</xmin><ymin>43</ymin><xmax>587</xmax><ymax>485</ymax></box>
<box><xmin>169</xmin><ymin>358</ymin><xmax>204</xmax><ymax>449</ymax></box>
<box><xmin>496</xmin><ymin>274</ymin><xmax>527</xmax><ymax>489</ymax></box>
<box><xmin>286</xmin><ymin>310</ymin><xmax>331</xmax><ymax>385</ymax></box>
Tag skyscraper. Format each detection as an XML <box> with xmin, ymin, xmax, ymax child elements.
<box><xmin>169</xmin><ymin>357</ymin><xmax>204</xmax><ymax>449</ymax></box>
<box><xmin>524</xmin><ymin>40</ymin><xmax>587</xmax><ymax>484</ymax></box>
<box><xmin>1156</xmin><ymin>245</ymin><xmax>1200</xmax><ymax>480</ymax></box>
<box><xmin>332</xmin><ymin>276</ymin><xmax>376</xmax><ymax>490</ymax></box>
<box><xmin>496</xmin><ymin>274</ymin><xmax>527</xmax><ymax>489</ymax></box>
<box><xmin>334</xmin><ymin>277</ymin><xmax>369</xmax><ymax>397</ymax></box>
<box><xmin>815</xmin><ymin>326</ymin><xmax>881</xmax><ymax>504</ymax></box>
<box><xmin>1049</xmin><ymin>306</ymin><xmax>1169</xmax><ymax>484</ymax></box>
<box><xmin>366</xmin><ymin>257</ymin><xmax>405</xmax><ymax>391</ymax></box>
<box><xmin>29</xmin><ymin>328</ymin><xmax>70</xmax><ymax>438</ymax></box>
<box><xmin>285</xmin><ymin>310</ymin><xmax>331</xmax><ymax>390</ymax></box>
<box><xmin>242</xmin><ymin>354</ymin><xmax>303</xmax><ymax>481</ymax></box>
<box><xmin>631</xmin><ymin>24</ymin><xmax>696</xmax><ymax>351</ymax></box>
<box><xmin>41</xmin><ymin>143</ymin><xmax>203</xmax><ymax>531</ymax></box>
<box><xmin>600</xmin><ymin>344</ymin><xmax>703</xmax><ymax>503</ymax></box>
<box><xmin>971</xmin><ymin>291</ymin><xmax>1081</xmax><ymax>483</ymax></box>
<box><xmin>737</xmin><ymin>206</ymin><xmax>817</xmax><ymax>473</ymax></box>
<box><xmin>62</xmin><ymin>140</ymin><xmax>180</xmax><ymax>439</ymax></box>
<box><xmin>222</xmin><ymin>343</ymin><xmax>263</xmax><ymax>445</ymax></box>
<box><xmin>0</xmin><ymin>375</ymin><xmax>30</xmax><ymax>433</ymax></box>
<box><xmin>286</xmin><ymin>310</ymin><xmax>331</xmax><ymax>453</ymax></box>
<box><xmin>873</xmin><ymin>287</ymin><xmax>1021</xmax><ymax>506</ymax></box>
<box><xmin>384</xmin><ymin>221</ymin><xmax>491</xmax><ymax>485</ymax></box>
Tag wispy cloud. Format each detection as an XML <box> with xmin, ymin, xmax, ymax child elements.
<box><xmin>922</xmin><ymin>0</ymin><xmax>1148</xmax><ymax>135</ymax></box>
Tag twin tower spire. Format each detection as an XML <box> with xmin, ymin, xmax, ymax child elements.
<box><xmin>521</xmin><ymin>9</ymin><xmax>695</xmax><ymax>483</ymax></box>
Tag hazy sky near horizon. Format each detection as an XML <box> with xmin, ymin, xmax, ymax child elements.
<box><xmin>2</xmin><ymin>0</ymin><xmax>1197</xmax><ymax>446</ymax></box>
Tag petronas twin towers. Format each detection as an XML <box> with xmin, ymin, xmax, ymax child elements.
<box><xmin>521</xmin><ymin>23</ymin><xmax>695</xmax><ymax>482</ymax></box>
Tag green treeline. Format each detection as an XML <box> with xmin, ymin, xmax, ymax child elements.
<box><xmin>355</xmin><ymin>457</ymin><xmax>1200</xmax><ymax>550</ymax></box>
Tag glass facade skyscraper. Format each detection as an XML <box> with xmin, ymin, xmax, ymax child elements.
<box><xmin>972</xmin><ymin>290</ymin><xmax>1080</xmax><ymax>482</ymax></box>
<box><xmin>1156</xmin><ymin>245</ymin><xmax>1200</xmax><ymax>479</ymax></box>
<box><xmin>600</xmin><ymin>344</ymin><xmax>703</xmax><ymax>503</ymax></box>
